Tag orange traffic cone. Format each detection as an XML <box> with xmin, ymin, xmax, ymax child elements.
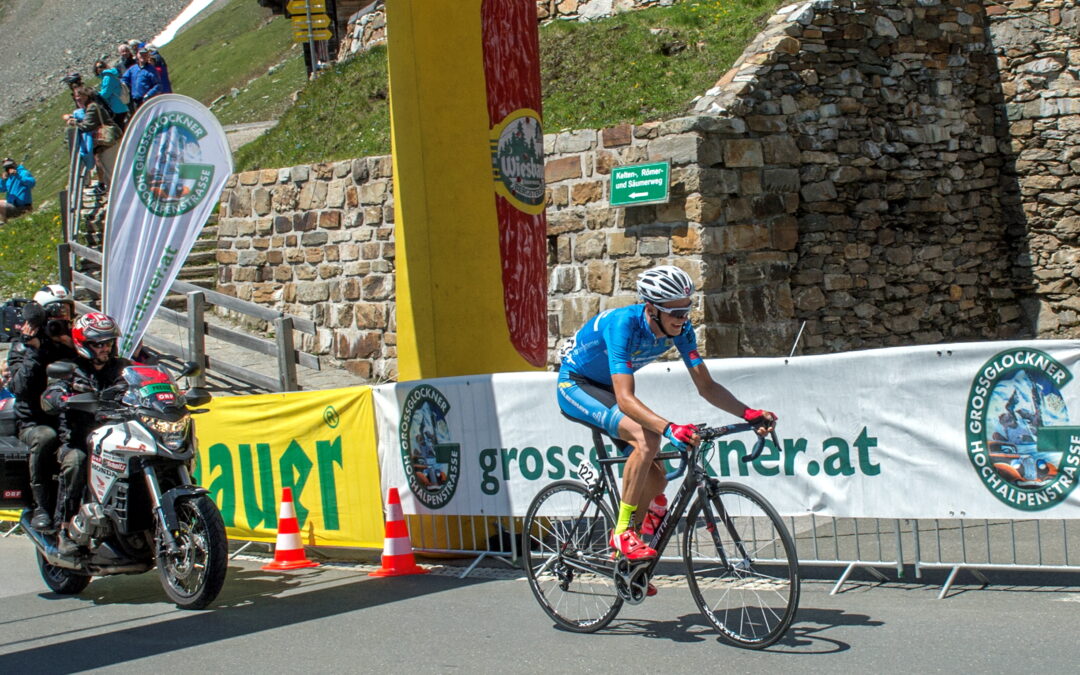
<box><xmin>263</xmin><ymin>487</ymin><xmax>319</xmax><ymax>571</ymax></box>
<box><xmin>370</xmin><ymin>487</ymin><xmax>427</xmax><ymax>577</ymax></box>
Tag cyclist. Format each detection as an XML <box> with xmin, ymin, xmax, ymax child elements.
<box><xmin>556</xmin><ymin>265</ymin><xmax>776</xmax><ymax>564</ymax></box>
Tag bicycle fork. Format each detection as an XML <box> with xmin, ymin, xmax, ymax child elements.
<box><xmin>697</xmin><ymin>480</ymin><xmax>753</xmax><ymax>571</ymax></box>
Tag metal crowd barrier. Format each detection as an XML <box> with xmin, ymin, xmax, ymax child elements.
<box><xmin>404</xmin><ymin>513</ymin><xmax>1079</xmax><ymax>594</ymax></box>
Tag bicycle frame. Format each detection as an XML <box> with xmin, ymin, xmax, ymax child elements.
<box><xmin>527</xmin><ymin>421</ymin><xmax>798</xmax><ymax>644</ymax></box>
<box><xmin>583</xmin><ymin>422</ymin><xmax>777</xmax><ymax>579</ymax></box>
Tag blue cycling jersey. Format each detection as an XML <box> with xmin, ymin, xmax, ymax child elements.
<box><xmin>559</xmin><ymin>304</ymin><xmax>703</xmax><ymax>385</ymax></box>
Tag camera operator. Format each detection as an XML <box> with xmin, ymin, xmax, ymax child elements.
<box><xmin>5</xmin><ymin>285</ymin><xmax>78</xmax><ymax>531</ymax></box>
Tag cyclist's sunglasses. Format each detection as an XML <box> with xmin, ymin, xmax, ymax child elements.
<box><xmin>650</xmin><ymin>303</ymin><xmax>692</xmax><ymax>319</ymax></box>
<box><xmin>87</xmin><ymin>339</ymin><xmax>116</xmax><ymax>349</ymax></box>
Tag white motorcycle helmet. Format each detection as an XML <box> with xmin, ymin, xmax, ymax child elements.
<box><xmin>32</xmin><ymin>284</ymin><xmax>75</xmax><ymax>319</ymax></box>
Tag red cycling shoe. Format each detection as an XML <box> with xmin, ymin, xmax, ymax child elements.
<box><xmin>610</xmin><ymin>529</ymin><xmax>657</xmax><ymax>560</ymax></box>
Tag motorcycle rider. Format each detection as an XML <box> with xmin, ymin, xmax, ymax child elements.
<box><xmin>42</xmin><ymin>312</ymin><xmax>130</xmax><ymax>555</ymax></box>
<box><xmin>5</xmin><ymin>285</ymin><xmax>78</xmax><ymax>531</ymax></box>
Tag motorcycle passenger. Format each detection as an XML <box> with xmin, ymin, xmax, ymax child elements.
<box><xmin>5</xmin><ymin>285</ymin><xmax>78</xmax><ymax>531</ymax></box>
<box><xmin>42</xmin><ymin>312</ymin><xmax>130</xmax><ymax>555</ymax></box>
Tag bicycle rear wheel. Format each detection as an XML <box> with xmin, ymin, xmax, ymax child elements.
<box><xmin>683</xmin><ymin>482</ymin><xmax>799</xmax><ymax>648</ymax></box>
<box><xmin>523</xmin><ymin>480</ymin><xmax>622</xmax><ymax>632</ymax></box>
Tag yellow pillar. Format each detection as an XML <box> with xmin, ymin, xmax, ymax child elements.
<box><xmin>388</xmin><ymin>0</ymin><xmax>547</xmax><ymax>380</ymax></box>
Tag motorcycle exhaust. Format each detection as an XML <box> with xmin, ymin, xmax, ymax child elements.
<box><xmin>18</xmin><ymin>513</ymin><xmax>81</xmax><ymax>570</ymax></box>
<box><xmin>21</xmin><ymin>513</ymin><xmax>153</xmax><ymax>575</ymax></box>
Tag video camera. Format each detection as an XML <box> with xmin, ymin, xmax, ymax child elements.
<box><xmin>0</xmin><ymin>298</ymin><xmax>29</xmax><ymax>342</ymax></box>
<box><xmin>0</xmin><ymin>299</ymin><xmax>71</xmax><ymax>342</ymax></box>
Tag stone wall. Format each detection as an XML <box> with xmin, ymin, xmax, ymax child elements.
<box><xmin>537</xmin><ymin>0</ymin><xmax>676</xmax><ymax>22</ymax></box>
<box><xmin>338</xmin><ymin>1</ymin><xmax>386</xmax><ymax>60</ymax></box>
<box><xmin>217</xmin><ymin>158</ymin><xmax>398</xmax><ymax>381</ymax></box>
<box><xmin>218</xmin><ymin>0</ymin><xmax>1080</xmax><ymax>381</ymax></box>
<box><xmin>337</xmin><ymin>0</ymin><xmax>677</xmax><ymax>59</ymax></box>
<box><xmin>546</xmin><ymin>0</ymin><xmax>1032</xmax><ymax>356</ymax></box>
<box><xmin>988</xmin><ymin>0</ymin><xmax>1080</xmax><ymax>334</ymax></box>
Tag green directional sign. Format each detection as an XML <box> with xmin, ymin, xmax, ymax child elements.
<box><xmin>610</xmin><ymin>161</ymin><xmax>670</xmax><ymax>207</ymax></box>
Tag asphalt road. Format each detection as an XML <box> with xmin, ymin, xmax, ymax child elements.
<box><xmin>0</xmin><ymin>534</ymin><xmax>1076</xmax><ymax>674</ymax></box>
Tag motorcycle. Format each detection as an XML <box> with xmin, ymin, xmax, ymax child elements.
<box><xmin>0</xmin><ymin>361</ymin><xmax>227</xmax><ymax>610</ymax></box>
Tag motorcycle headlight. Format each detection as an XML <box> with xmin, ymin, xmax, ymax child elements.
<box><xmin>139</xmin><ymin>413</ymin><xmax>191</xmax><ymax>451</ymax></box>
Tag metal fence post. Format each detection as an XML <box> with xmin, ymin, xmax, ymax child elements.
<box><xmin>187</xmin><ymin>291</ymin><xmax>207</xmax><ymax>388</ymax></box>
<box><xmin>274</xmin><ymin>316</ymin><xmax>298</xmax><ymax>392</ymax></box>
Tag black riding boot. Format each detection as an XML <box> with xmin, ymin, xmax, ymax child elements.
<box><xmin>29</xmin><ymin>484</ymin><xmax>55</xmax><ymax>531</ymax></box>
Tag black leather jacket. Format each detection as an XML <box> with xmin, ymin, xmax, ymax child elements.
<box><xmin>41</xmin><ymin>357</ymin><xmax>131</xmax><ymax>450</ymax></box>
<box><xmin>6</xmin><ymin>337</ymin><xmax>78</xmax><ymax>433</ymax></box>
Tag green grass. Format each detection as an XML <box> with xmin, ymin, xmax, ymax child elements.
<box><xmin>541</xmin><ymin>0</ymin><xmax>781</xmax><ymax>130</ymax></box>
<box><xmin>211</xmin><ymin>51</ymin><xmax>307</xmax><ymax>126</ymax></box>
<box><xmin>235</xmin><ymin>0</ymin><xmax>780</xmax><ymax>170</ymax></box>
<box><xmin>0</xmin><ymin>207</ymin><xmax>64</xmax><ymax>299</ymax></box>
<box><xmin>234</xmin><ymin>46</ymin><xmax>390</xmax><ymax>171</ymax></box>
<box><xmin>163</xmin><ymin>0</ymin><xmax>304</xmax><ymax>118</ymax></box>
<box><xmin>0</xmin><ymin>0</ymin><xmax>780</xmax><ymax>261</ymax></box>
<box><xmin>0</xmin><ymin>0</ymin><xmax>302</xmax><ymax>206</ymax></box>
<box><xmin>0</xmin><ymin>97</ymin><xmax>84</xmax><ymax>206</ymax></box>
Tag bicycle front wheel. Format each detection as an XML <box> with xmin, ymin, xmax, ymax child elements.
<box><xmin>683</xmin><ymin>482</ymin><xmax>800</xmax><ymax>648</ymax></box>
<box><xmin>523</xmin><ymin>480</ymin><xmax>622</xmax><ymax>632</ymax></box>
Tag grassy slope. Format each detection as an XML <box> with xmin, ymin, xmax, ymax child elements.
<box><xmin>0</xmin><ymin>0</ymin><xmax>301</xmax><ymax>204</ymax></box>
<box><xmin>0</xmin><ymin>0</ymin><xmax>779</xmax><ymax>298</ymax></box>
<box><xmin>237</xmin><ymin>0</ymin><xmax>780</xmax><ymax>170</ymax></box>
<box><xmin>0</xmin><ymin>210</ymin><xmax>65</xmax><ymax>298</ymax></box>
<box><xmin>164</xmin><ymin>0</ymin><xmax>305</xmax><ymax>125</ymax></box>
<box><xmin>0</xmin><ymin>0</ymin><xmax>303</xmax><ymax>298</ymax></box>
<box><xmin>234</xmin><ymin>45</ymin><xmax>390</xmax><ymax>171</ymax></box>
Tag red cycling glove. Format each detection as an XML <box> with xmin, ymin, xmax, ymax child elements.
<box><xmin>663</xmin><ymin>423</ymin><xmax>699</xmax><ymax>450</ymax></box>
<box><xmin>743</xmin><ymin>408</ymin><xmax>776</xmax><ymax>424</ymax></box>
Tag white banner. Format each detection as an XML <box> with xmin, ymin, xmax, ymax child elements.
<box><xmin>374</xmin><ymin>340</ymin><xmax>1080</xmax><ymax>520</ymax></box>
<box><xmin>103</xmin><ymin>94</ymin><xmax>233</xmax><ymax>358</ymax></box>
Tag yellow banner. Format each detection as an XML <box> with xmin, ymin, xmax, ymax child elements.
<box><xmin>193</xmin><ymin>387</ymin><xmax>384</xmax><ymax>548</ymax></box>
<box><xmin>0</xmin><ymin>509</ymin><xmax>21</xmax><ymax>522</ymax></box>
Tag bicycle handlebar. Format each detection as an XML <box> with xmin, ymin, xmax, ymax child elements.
<box><xmin>695</xmin><ymin>421</ymin><xmax>779</xmax><ymax>463</ymax></box>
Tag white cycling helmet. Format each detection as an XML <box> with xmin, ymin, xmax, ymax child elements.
<box><xmin>636</xmin><ymin>265</ymin><xmax>694</xmax><ymax>304</ymax></box>
<box><xmin>32</xmin><ymin>284</ymin><xmax>75</xmax><ymax>317</ymax></box>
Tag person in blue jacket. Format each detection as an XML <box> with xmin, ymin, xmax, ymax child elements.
<box><xmin>121</xmin><ymin>47</ymin><xmax>161</xmax><ymax>111</ymax></box>
<box><xmin>0</xmin><ymin>158</ymin><xmax>34</xmax><ymax>223</ymax></box>
<box><xmin>146</xmin><ymin>45</ymin><xmax>172</xmax><ymax>94</ymax></box>
<box><xmin>94</xmin><ymin>60</ymin><xmax>129</xmax><ymax>130</ymax></box>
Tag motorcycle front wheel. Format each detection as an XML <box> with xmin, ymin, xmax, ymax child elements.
<box><xmin>155</xmin><ymin>494</ymin><xmax>228</xmax><ymax>610</ymax></box>
<box><xmin>36</xmin><ymin>550</ymin><xmax>91</xmax><ymax>595</ymax></box>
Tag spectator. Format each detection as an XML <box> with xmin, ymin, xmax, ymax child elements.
<box><xmin>61</xmin><ymin>96</ymin><xmax>97</xmax><ymax>191</ymax></box>
<box><xmin>65</xmin><ymin>87</ymin><xmax>121</xmax><ymax>196</ymax></box>
<box><xmin>61</xmin><ymin>72</ymin><xmax>83</xmax><ymax>107</ymax></box>
<box><xmin>94</xmin><ymin>60</ymin><xmax>129</xmax><ymax>130</ymax></box>
<box><xmin>0</xmin><ymin>158</ymin><xmax>35</xmax><ymax>223</ymax></box>
<box><xmin>146</xmin><ymin>45</ymin><xmax>172</xmax><ymax>94</ymax></box>
<box><xmin>122</xmin><ymin>47</ymin><xmax>161</xmax><ymax>112</ymax></box>
<box><xmin>115</xmin><ymin>42</ymin><xmax>136</xmax><ymax>76</ymax></box>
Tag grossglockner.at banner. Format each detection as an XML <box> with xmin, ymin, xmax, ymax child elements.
<box><xmin>102</xmin><ymin>94</ymin><xmax>233</xmax><ymax>358</ymax></box>
<box><xmin>374</xmin><ymin>342</ymin><xmax>1080</xmax><ymax>520</ymax></box>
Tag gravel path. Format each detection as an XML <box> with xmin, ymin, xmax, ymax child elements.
<box><xmin>0</xmin><ymin>0</ymin><xmax>191</xmax><ymax>124</ymax></box>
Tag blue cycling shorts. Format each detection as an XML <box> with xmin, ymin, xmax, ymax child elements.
<box><xmin>557</xmin><ymin>369</ymin><xmax>627</xmax><ymax>441</ymax></box>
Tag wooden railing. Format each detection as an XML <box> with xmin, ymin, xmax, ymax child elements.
<box><xmin>58</xmin><ymin>241</ymin><xmax>320</xmax><ymax>392</ymax></box>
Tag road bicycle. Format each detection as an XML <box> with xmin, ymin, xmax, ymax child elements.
<box><xmin>523</xmin><ymin>422</ymin><xmax>800</xmax><ymax>648</ymax></box>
